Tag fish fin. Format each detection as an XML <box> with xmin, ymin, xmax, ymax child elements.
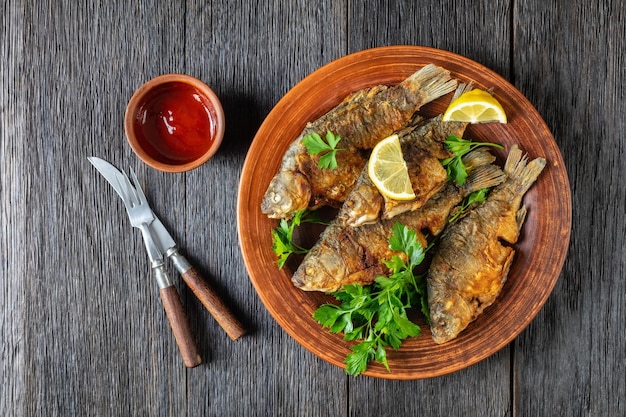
<box><xmin>503</xmin><ymin>144</ymin><xmax>527</xmax><ymax>175</ymax></box>
<box><xmin>462</xmin><ymin>165</ymin><xmax>506</xmax><ymax>194</ymax></box>
<box><xmin>504</xmin><ymin>144</ymin><xmax>547</xmax><ymax>194</ymax></box>
<box><xmin>450</xmin><ymin>82</ymin><xmax>475</xmax><ymax>101</ymax></box>
<box><xmin>462</xmin><ymin>147</ymin><xmax>497</xmax><ymax>170</ymax></box>
<box><xmin>401</xmin><ymin>64</ymin><xmax>458</xmax><ymax>104</ymax></box>
<box><xmin>516</xmin><ymin>206</ymin><xmax>528</xmax><ymax>231</ymax></box>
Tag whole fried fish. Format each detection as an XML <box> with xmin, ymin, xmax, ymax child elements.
<box><xmin>427</xmin><ymin>145</ymin><xmax>546</xmax><ymax>344</ymax></box>
<box><xmin>261</xmin><ymin>64</ymin><xmax>458</xmax><ymax>219</ymax></box>
<box><xmin>338</xmin><ymin>84</ymin><xmax>475</xmax><ymax>227</ymax></box>
<box><xmin>291</xmin><ymin>149</ymin><xmax>505</xmax><ymax>293</ymax></box>
<box><xmin>338</xmin><ymin>115</ymin><xmax>467</xmax><ymax>227</ymax></box>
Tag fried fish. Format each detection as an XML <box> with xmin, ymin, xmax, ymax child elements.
<box><xmin>338</xmin><ymin>114</ymin><xmax>468</xmax><ymax>227</ymax></box>
<box><xmin>291</xmin><ymin>149</ymin><xmax>505</xmax><ymax>293</ymax></box>
<box><xmin>261</xmin><ymin>64</ymin><xmax>458</xmax><ymax>219</ymax></box>
<box><xmin>337</xmin><ymin>84</ymin><xmax>475</xmax><ymax>227</ymax></box>
<box><xmin>427</xmin><ymin>144</ymin><xmax>546</xmax><ymax>344</ymax></box>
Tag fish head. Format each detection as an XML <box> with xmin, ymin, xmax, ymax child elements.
<box><xmin>291</xmin><ymin>255</ymin><xmax>342</xmax><ymax>293</ymax></box>
<box><xmin>429</xmin><ymin>291</ymin><xmax>473</xmax><ymax>344</ymax></box>
<box><xmin>290</xmin><ymin>238</ymin><xmax>349</xmax><ymax>293</ymax></box>
<box><xmin>261</xmin><ymin>171</ymin><xmax>312</xmax><ymax>219</ymax></box>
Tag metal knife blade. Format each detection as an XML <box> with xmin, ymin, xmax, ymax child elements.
<box><xmin>88</xmin><ymin>156</ymin><xmax>246</xmax><ymax>340</ymax></box>
<box><xmin>87</xmin><ymin>156</ymin><xmax>132</xmax><ymax>205</ymax></box>
<box><xmin>88</xmin><ymin>156</ymin><xmax>202</xmax><ymax>367</ymax></box>
<box><xmin>149</xmin><ymin>216</ymin><xmax>194</xmax><ymax>276</ymax></box>
<box><xmin>89</xmin><ymin>157</ymin><xmax>173</xmax><ymax>255</ymax></box>
<box><xmin>149</xmin><ymin>216</ymin><xmax>177</xmax><ymax>256</ymax></box>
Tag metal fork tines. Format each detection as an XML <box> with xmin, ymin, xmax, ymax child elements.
<box><xmin>90</xmin><ymin>159</ymin><xmax>202</xmax><ymax>368</ymax></box>
<box><xmin>119</xmin><ymin>170</ymin><xmax>169</xmax><ymax>284</ymax></box>
<box><xmin>90</xmin><ymin>157</ymin><xmax>246</xmax><ymax>343</ymax></box>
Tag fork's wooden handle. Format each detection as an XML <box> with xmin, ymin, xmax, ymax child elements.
<box><xmin>181</xmin><ymin>267</ymin><xmax>247</xmax><ymax>341</ymax></box>
<box><xmin>159</xmin><ymin>285</ymin><xmax>202</xmax><ymax>368</ymax></box>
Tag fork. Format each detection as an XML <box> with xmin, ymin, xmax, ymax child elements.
<box><xmin>119</xmin><ymin>169</ymin><xmax>201</xmax><ymax>368</ymax></box>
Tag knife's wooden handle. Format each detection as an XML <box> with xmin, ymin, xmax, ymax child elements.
<box><xmin>181</xmin><ymin>267</ymin><xmax>246</xmax><ymax>341</ymax></box>
<box><xmin>159</xmin><ymin>285</ymin><xmax>202</xmax><ymax>368</ymax></box>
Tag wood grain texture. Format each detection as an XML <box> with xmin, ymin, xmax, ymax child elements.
<box><xmin>1</xmin><ymin>2</ymin><xmax>26</xmax><ymax>417</ymax></box>
<box><xmin>1</xmin><ymin>0</ymin><xmax>624</xmax><ymax>416</ymax></box>
<box><xmin>347</xmin><ymin>0</ymin><xmax>513</xmax><ymax>80</ymax></box>
<box><xmin>20</xmin><ymin>2</ymin><xmax>190</xmax><ymax>416</ymax></box>
<box><xmin>159</xmin><ymin>285</ymin><xmax>202</xmax><ymax>368</ymax></box>
<box><xmin>513</xmin><ymin>1</ymin><xmax>626</xmax><ymax>416</ymax></box>
<box><xmin>179</xmin><ymin>266</ymin><xmax>246</xmax><ymax>341</ymax></box>
<box><xmin>180</xmin><ymin>2</ymin><xmax>348</xmax><ymax>415</ymax></box>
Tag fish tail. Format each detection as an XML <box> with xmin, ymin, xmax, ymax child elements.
<box><xmin>504</xmin><ymin>144</ymin><xmax>547</xmax><ymax>194</ymax></box>
<box><xmin>463</xmin><ymin>165</ymin><xmax>506</xmax><ymax>194</ymax></box>
<box><xmin>401</xmin><ymin>64</ymin><xmax>458</xmax><ymax>103</ymax></box>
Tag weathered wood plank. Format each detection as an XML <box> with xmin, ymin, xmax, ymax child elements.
<box><xmin>18</xmin><ymin>2</ymin><xmax>189</xmax><ymax>415</ymax></box>
<box><xmin>183</xmin><ymin>1</ymin><xmax>348</xmax><ymax>416</ymax></box>
<box><xmin>349</xmin><ymin>350</ymin><xmax>512</xmax><ymax>416</ymax></box>
<box><xmin>513</xmin><ymin>1</ymin><xmax>626</xmax><ymax>415</ymax></box>
<box><xmin>3</xmin><ymin>0</ymin><xmax>624</xmax><ymax>416</ymax></box>
<box><xmin>347</xmin><ymin>0</ymin><xmax>513</xmax><ymax>80</ymax></box>
<box><xmin>1</xmin><ymin>1</ymin><xmax>26</xmax><ymax>416</ymax></box>
<box><xmin>7</xmin><ymin>0</ymin><xmax>350</xmax><ymax>416</ymax></box>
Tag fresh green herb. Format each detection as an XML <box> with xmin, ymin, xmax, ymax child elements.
<box><xmin>448</xmin><ymin>188</ymin><xmax>489</xmax><ymax>223</ymax></box>
<box><xmin>271</xmin><ymin>209</ymin><xmax>327</xmax><ymax>268</ymax></box>
<box><xmin>313</xmin><ymin>222</ymin><xmax>430</xmax><ymax>376</ymax></box>
<box><xmin>302</xmin><ymin>131</ymin><xmax>344</xmax><ymax>170</ymax></box>
<box><xmin>441</xmin><ymin>135</ymin><xmax>503</xmax><ymax>186</ymax></box>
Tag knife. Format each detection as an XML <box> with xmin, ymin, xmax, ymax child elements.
<box><xmin>88</xmin><ymin>157</ymin><xmax>202</xmax><ymax>367</ymax></box>
<box><xmin>149</xmin><ymin>214</ymin><xmax>246</xmax><ymax>341</ymax></box>
<box><xmin>89</xmin><ymin>157</ymin><xmax>246</xmax><ymax>341</ymax></box>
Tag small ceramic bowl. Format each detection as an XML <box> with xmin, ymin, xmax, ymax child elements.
<box><xmin>124</xmin><ymin>74</ymin><xmax>225</xmax><ymax>172</ymax></box>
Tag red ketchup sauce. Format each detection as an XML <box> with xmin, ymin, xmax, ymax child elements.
<box><xmin>133</xmin><ymin>82</ymin><xmax>217</xmax><ymax>165</ymax></box>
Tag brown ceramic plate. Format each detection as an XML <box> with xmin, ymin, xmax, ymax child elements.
<box><xmin>237</xmin><ymin>46</ymin><xmax>571</xmax><ymax>379</ymax></box>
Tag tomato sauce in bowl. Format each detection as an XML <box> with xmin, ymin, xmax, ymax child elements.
<box><xmin>125</xmin><ymin>74</ymin><xmax>225</xmax><ymax>172</ymax></box>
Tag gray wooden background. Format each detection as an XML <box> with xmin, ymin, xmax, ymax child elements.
<box><xmin>1</xmin><ymin>1</ymin><xmax>624</xmax><ymax>416</ymax></box>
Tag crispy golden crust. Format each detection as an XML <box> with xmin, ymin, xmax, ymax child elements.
<box><xmin>339</xmin><ymin>115</ymin><xmax>465</xmax><ymax>227</ymax></box>
<box><xmin>261</xmin><ymin>64</ymin><xmax>457</xmax><ymax>219</ymax></box>
<box><xmin>427</xmin><ymin>145</ymin><xmax>546</xmax><ymax>344</ymax></box>
<box><xmin>292</xmin><ymin>149</ymin><xmax>506</xmax><ymax>293</ymax></box>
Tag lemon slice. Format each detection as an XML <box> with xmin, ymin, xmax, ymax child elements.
<box><xmin>368</xmin><ymin>134</ymin><xmax>415</xmax><ymax>201</ymax></box>
<box><xmin>442</xmin><ymin>89</ymin><xmax>507</xmax><ymax>124</ymax></box>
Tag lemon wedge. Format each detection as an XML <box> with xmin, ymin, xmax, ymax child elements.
<box><xmin>368</xmin><ymin>134</ymin><xmax>415</xmax><ymax>201</ymax></box>
<box><xmin>442</xmin><ymin>89</ymin><xmax>507</xmax><ymax>124</ymax></box>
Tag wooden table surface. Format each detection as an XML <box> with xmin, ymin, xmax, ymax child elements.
<box><xmin>2</xmin><ymin>1</ymin><xmax>624</xmax><ymax>416</ymax></box>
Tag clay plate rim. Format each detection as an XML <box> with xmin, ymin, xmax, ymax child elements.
<box><xmin>237</xmin><ymin>46</ymin><xmax>571</xmax><ymax>379</ymax></box>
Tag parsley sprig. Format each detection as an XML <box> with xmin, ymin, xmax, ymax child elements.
<box><xmin>448</xmin><ymin>188</ymin><xmax>489</xmax><ymax>223</ymax></box>
<box><xmin>271</xmin><ymin>209</ymin><xmax>327</xmax><ymax>268</ymax></box>
<box><xmin>302</xmin><ymin>131</ymin><xmax>344</xmax><ymax>170</ymax></box>
<box><xmin>441</xmin><ymin>135</ymin><xmax>503</xmax><ymax>186</ymax></box>
<box><xmin>313</xmin><ymin>223</ymin><xmax>430</xmax><ymax>376</ymax></box>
